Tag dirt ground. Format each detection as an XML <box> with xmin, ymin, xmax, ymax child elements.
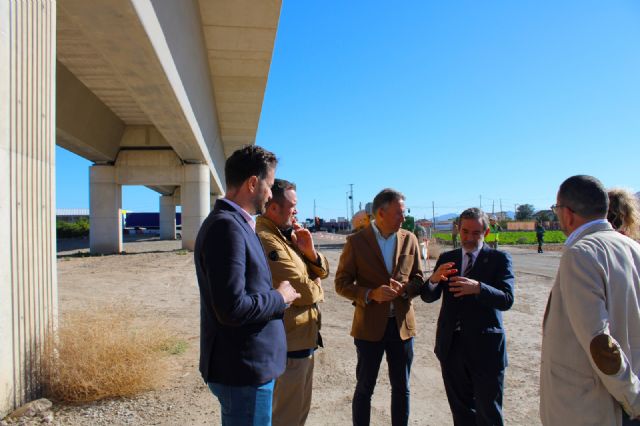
<box><xmin>47</xmin><ymin>233</ymin><xmax>554</xmax><ymax>425</ymax></box>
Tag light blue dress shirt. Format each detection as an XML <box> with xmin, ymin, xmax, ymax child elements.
<box><xmin>371</xmin><ymin>221</ymin><xmax>397</xmax><ymax>274</ymax></box>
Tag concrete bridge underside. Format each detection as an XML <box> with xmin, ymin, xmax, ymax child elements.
<box><xmin>1</xmin><ymin>0</ymin><xmax>282</xmax><ymax>416</ymax></box>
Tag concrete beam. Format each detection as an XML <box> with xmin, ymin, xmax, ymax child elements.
<box><xmin>115</xmin><ymin>150</ymin><xmax>184</xmax><ymax>186</ymax></box>
<box><xmin>120</xmin><ymin>125</ymin><xmax>171</xmax><ymax>148</ymax></box>
<box><xmin>56</xmin><ymin>61</ymin><xmax>124</xmax><ymax>162</ymax></box>
<box><xmin>59</xmin><ymin>0</ymin><xmax>226</xmax><ymax>194</ymax></box>
<box><xmin>146</xmin><ymin>185</ymin><xmax>177</xmax><ymax>196</ymax></box>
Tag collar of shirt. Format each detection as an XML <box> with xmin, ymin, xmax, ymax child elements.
<box><xmin>564</xmin><ymin>218</ymin><xmax>609</xmax><ymax>246</ymax></box>
<box><xmin>372</xmin><ymin>221</ymin><xmax>397</xmax><ymax>275</ymax></box>
<box><xmin>461</xmin><ymin>242</ymin><xmax>483</xmax><ymax>273</ymax></box>
<box><xmin>223</xmin><ymin>198</ymin><xmax>256</xmax><ymax>232</ymax></box>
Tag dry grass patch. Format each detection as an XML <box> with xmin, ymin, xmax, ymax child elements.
<box><xmin>41</xmin><ymin>305</ymin><xmax>183</xmax><ymax>403</ymax></box>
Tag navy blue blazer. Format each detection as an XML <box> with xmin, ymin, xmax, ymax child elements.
<box><xmin>194</xmin><ymin>199</ymin><xmax>287</xmax><ymax>386</ymax></box>
<box><xmin>421</xmin><ymin>244</ymin><xmax>515</xmax><ymax>370</ymax></box>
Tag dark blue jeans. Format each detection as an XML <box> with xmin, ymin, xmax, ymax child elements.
<box><xmin>208</xmin><ymin>380</ymin><xmax>275</xmax><ymax>426</ymax></box>
<box><xmin>353</xmin><ymin>318</ymin><xmax>414</xmax><ymax>426</ymax></box>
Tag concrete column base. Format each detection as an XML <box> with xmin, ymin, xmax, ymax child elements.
<box><xmin>159</xmin><ymin>195</ymin><xmax>176</xmax><ymax>240</ymax></box>
<box><xmin>90</xmin><ymin>165</ymin><xmax>123</xmax><ymax>254</ymax></box>
<box><xmin>181</xmin><ymin>164</ymin><xmax>209</xmax><ymax>250</ymax></box>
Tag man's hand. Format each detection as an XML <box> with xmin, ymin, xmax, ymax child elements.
<box><xmin>275</xmin><ymin>280</ymin><xmax>301</xmax><ymax>304</ymax></box>
<box><xmin>292</xmin><ymin>224</ymin><xmax>318</xmax><ymax>262</ymax></box>
<box><xmin>448</xmin><ymin>276</ymin><xmax>481</xmax><ymax>297</ymax></box>
<box><xmin>369</xmin><ymin>285</ymin><xmax>399</xmax><ymax>302</ymax></box>
<box><xmin>389</xmin><ymin>278</ymin><xmax>407</xmax><ymax>296</ymax></box>
<box><xmin>429</xmin><ymin>262</ymin><xmax>457</xmax><ymax>284</ymax></box>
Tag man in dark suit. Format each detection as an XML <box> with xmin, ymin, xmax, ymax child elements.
<box><xmin>421</xmin><ymin>207</ymin><xmax>515</xmax><ymax>426</ymax></box>
<box><xmin>194</xmin><ymin>145</ymin><xmax>300</xmax><ymax>425</ymax></box>
<box><xmin>335</xmin><ymin>188</ymin><xmax>424</xmax><ymax>426</ymax></box>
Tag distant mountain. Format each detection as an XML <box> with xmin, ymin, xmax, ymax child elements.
<box><xmin>434</xmin><ymin>213</ymin><xmax>458</xmax><ymax>221</ymax></box>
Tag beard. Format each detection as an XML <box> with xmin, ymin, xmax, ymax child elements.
<box><xmin>253</xmin><ymin>194</ymin><xmax>268</xmax><ymax>215</ymax></box>
<box><xmin>462</xmin><ymin>240</ymin><xmax>481</xmax><ymax>251</ymax></box>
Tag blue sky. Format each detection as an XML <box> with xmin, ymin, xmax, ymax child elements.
<box><xmin>57</xmin><ymin>0</ymin><xmax>640</xmax><ymax>221</ymax></box>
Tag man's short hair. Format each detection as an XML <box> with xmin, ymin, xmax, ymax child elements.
<box><xmin>558</xmin><ymin>175</ymin><xmax>608</xmax><ymax>219</ymax></box>
<box><xmin>224</xmin><ymin>145</ymin><xmax>277</xmax><ymax>189</ymax></box>
<box><xmin>372</xmin><ymin>188</ymin><xmax>405</xmax><ymax>215</ymax></box>
<box><xmin>459</xmin><ymin>207</ymin><xmax>490</xmax><ymax>230</ymax></box>
<box><xmin>266</xmin><ymin>179</ymin><xmax>296</xmax><ymax>207</ymax></box>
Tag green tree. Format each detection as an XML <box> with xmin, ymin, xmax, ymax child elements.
<box><xmin>515</xmin><ymin>204</ymin><xmax>535</xmax><ymax>220</ymax></box>
<box><xmin>534</xmin><ymin>210</ymin><xmax>552</xmax><ymax>222</ymax></box>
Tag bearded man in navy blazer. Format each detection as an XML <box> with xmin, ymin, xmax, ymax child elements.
<box><xmin>194</xmin><ymin>145</ymin><xmax>300</xmax><ymax>425</ymax></box>
<box><xmin>421</xmin><ymin>207</ymin><xmax>515</xmax><ymax>426</ymax></box>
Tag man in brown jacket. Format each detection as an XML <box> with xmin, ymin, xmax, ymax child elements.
<box><xmin>335</xmin><ymin>188</ymin><xmax>424</xmax><ymax>426</ymax></box>
<box><xmin>257</xmin><ymin>179</ymin><xmax>329</xmax><ymax>426</ymax></box>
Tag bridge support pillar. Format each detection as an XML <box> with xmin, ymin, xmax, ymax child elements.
<box><xmin>181</xmin><ymin>164</ymin><xmax>209</xmax><ymax>250</ymax></box>
<box><xmin>90</xmin><ymin>165</ymin><xmax>123</xmax><ymax>254</ymax></box>
<box><xmin>159</xmin><ymin>195</ymin><xmax>176</xmax><ymax>240</ymax></box>
<box><xmin>0</xmin><ymin>0</ymin><xmax>57</xmax><ymax>416</ymax></box>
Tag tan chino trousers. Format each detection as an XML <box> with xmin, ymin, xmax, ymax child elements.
<box><xmin>272</xmin><ymin>354</ymin><xmax>314</xmax><ymax>426</ymax></box>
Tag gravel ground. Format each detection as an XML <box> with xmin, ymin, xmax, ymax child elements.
<box><xmin>6</xmin><ymin>232</ymin><xmax>553</xmax><ymax>425</ymax></box>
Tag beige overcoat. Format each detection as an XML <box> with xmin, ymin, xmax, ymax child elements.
<box><xmin>540</xmin><ymin>221</ymin><xmax>640</xmax><ymax>425</ymax></box>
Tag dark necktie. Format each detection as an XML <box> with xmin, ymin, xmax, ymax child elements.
<box><xmin>463</xmin><ymin>252</ymin><xmax>474</xmax><ymax>277</ymax></box>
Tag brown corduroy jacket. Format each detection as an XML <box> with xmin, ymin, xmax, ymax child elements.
<box><xmin>335</xmin><ymin>224</ymin><xmax>424</xmax><ymax>342</ymax></box>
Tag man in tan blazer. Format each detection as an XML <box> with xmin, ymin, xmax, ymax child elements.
<box><xmin>540</xmin><ymin>175</ymin><xmax>640</xmax><ymax>425</ymax></box>
<box><xmin>335</xmin><ymin>188</ymin><xmax>424</xmax><ymax>426</ymax></box>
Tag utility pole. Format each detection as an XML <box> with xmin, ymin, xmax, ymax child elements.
<box><xmin>492</xmin><ymin>200</ymin><xmax>495</xmax><ymax>215</ymax></box>
<box><xmin>432</xmin><ymin>201</ymin><xmax>436</xmax><ymax>232</ymax></box>
<box><xmin>500</xmin><ymin>199</ymin><xmax>503</xmax><ymax>218</ymax></box>
<box><xmin>514</xmin><ymin>204</ymin><xmax>518</xmax><ymax>220</ymax></box>
<box><xmin>346</xmin><ymin>192</ymin><xmax>349</xmax><ymax>220</ymax></box>
<box><xmin>313</xmin><ymin>199</ymin><xmax>316</xmax><ymax>218</ymax></box>
<box><xmin>349</xmin><ymin>184</ymin><xmax>354</xmax><ymax>219</ymax></box>
<box><xmin>480</xmin><ymin>195</ymin><xmax>482</xmax><ymax>209</ymax></box>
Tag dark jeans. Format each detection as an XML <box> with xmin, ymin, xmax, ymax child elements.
<box><xmin>208</xmin><ymin>380</ymin><xmax>275</xmax><ymax>426</ymax></box>
<box><xmin>353</xmin><ymin>318</ymin><xmax>414</xmax><ymax>426</ymax></box>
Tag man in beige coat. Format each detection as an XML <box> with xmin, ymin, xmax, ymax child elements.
<box><xmin>540</xmin><ymin>175</ymin><xmax>640</xmax><ymax>425</ymax></box>
<box><xmin>257</xmin><ymin>179</ymin><xmax>329</xmax><ymax>426</ymax></box>
<box><xmin>335</xmin><ymin>188</ymin><xmax>424</xmax><ymax>426</ymax></box>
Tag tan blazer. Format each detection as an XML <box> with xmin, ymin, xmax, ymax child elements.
<box><xmin>335</xmin><ymin>225</ymin><xmax>424</xmax><ymax>342</ymax></box>
<box><xmin>540</xmin><ymin>221</ymin><xmax>640</xmax><ymax>425</ymax></box>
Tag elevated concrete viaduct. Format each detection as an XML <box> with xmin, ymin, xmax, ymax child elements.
<box><xmin>1</xmin><ymin>0</ymin><xmax>282</xmax><ymax>415</ymax></box>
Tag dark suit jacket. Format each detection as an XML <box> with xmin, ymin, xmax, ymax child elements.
<box><xmin>335</xmin><ymin>225</ymin><xmax>424</xmax><ymax>342</ymax></box>
<box><xmin>421</xmin><ymin>244</ymin><xmax>515</xmax><ymax>370</ymax></box>
<box><xmin>194</xmin><ymin>199</ymin><xmax>287</xmax><ymax>386</ymax></box>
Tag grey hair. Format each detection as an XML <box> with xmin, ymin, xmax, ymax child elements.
<box><xmin>459</xmin><ymin>207</ymin><xmax>489</xmax><ymax>230</ymax></box>
<box><xmin>558</xmin><ymin>175</ymin><xmax>608</xmax><ymax>219</ymax></box>
<box><xmin>372</xmin><ymin>188</ymin><xmax>405</xmax><ymax>215</ymax></box>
